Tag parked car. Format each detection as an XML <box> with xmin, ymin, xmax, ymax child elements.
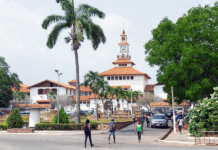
<box><xmin>171</xmin><ymin>113</ymin><xmax>187</xmax><ymax>123</ymax></box>
<box><xmin>0</xmin><ymin>111</ymin><xmax>5</xmax><ymax>115</ymax></box>
<box><xmin>153</xmin><ymin>108</ymin><xmax>164</xmax><ymax>114</ymax></box>
<box><xmin>20</xmin><ymin>110</ymin><xmax>30</xmax><ymax>114</ymax></box>
<box><xmin>165</xmin><ymin>110</ymin><xmax>173</xmax><ymax>119</ymax></box>
<box><xmin>142</xmin><ymin>110</ymin><xmax>152</xmax><ymax>115</ymax></box>
<box><xmin>65</xmin><ymin>110</ymin><xmax>75</xmax><ymax>115</ymax></box>
<box><xmin>151</xmin><ymin>114</ymin><xmax>168</xmax><ymax>128</ymax></box>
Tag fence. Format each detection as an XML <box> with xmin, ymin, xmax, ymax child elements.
<box><xmin>195</xmin><ymin>131</ymin><xmax>218</xmax><ymax>146</ymax></box>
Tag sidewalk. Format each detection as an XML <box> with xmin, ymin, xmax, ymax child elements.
<box><xmin>160</xmin><ymin>130</ymin><xmax>195</xmax><ymax>146</ymax></box>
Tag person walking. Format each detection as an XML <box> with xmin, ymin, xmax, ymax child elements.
<box><xmin>135</xmin><ymin>120</ymin><xmax>143</xmax><ymax>143</ymax></box>
<box><xmin>177</xmin><ymin>116</ymin><xmax>183</xmax><ymax>135</ymax></box>
<box><xmin>146</xmin><ymin>115</ymin><xmax>150</xmax><ymax>128</ymax></box>
<box><xmin>83</xmin><ymin>119</ymin><xmax>94</xmax><ymax>148</ymax></box>
<box><xmin>140</xmin><ymin>114</ymin><xmax>145</xmax><ymax>128</ymax></box>
<box><xmin>108</xmin><ymin>118</ymin><xmax>116</xmax><ymax>144</ymax></box>
<box><xmin>132</xmin><ymin>113</ymin><xmax>136</xmax><ymax>124</ymax></box>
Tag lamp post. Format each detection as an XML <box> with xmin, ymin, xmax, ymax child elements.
<box><xmin>55</xmin><ymin>69</ymin><xmax>62</xmax><ymax>124</ymax></box>
<box><xmin>130</xmin><ymin>89</ymin><xmax>133</xmax><ymax>114</ymax></box>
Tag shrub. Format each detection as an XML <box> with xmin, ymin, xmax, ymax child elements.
<box><xmin>35</xmin><ymin>122</ymin><xmax>98</xmax><ymax>130</ymax></box>
<box><xmin>52</xmin><ymin>108</ymin><xmax>69</xmax><ymax>124</ymax></box>
<box><xmin>6</xmin><ymin>108</ymin><xmax>24</xmax><ymax>128</ymax></box>
<box><xmin>0</xmin><ymin>123</ymin><xmax>9</xmax><ymax>130</ymax></box>
<box><xmin>184</xmin><ymin>87</ymin><xmax>218</xmax><ymax>135</ymax></box>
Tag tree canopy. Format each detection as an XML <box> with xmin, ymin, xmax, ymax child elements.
<box><xmin>144</xmin><ymin>2</ymin><xmax>218</xmax><ymax>103</ymax></box>
<box><xmin>0</xmin><ymin>57</ymin><xmax>22</xmax><ymax>108</ymax></box>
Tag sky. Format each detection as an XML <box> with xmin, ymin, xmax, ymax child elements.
<box><xmin>0</xmin><ymin>0</ymin><xmax>216</xmax><ymax>86</ymax></box>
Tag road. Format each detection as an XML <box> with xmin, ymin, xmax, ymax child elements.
<box><xmin>0</xmin><ymin>121</ymin><xmax>217</xmax><ymax>150</ymax></box>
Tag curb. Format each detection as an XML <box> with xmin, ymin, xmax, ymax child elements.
<box><xmin>158</xmin><ymin>126</ymin><xmax>173</xmax><ymax>141</ymax></box>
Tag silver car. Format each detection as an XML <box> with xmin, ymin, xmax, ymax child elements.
<box><xmin>65</xmin><ymin>110</ymin><xmax>75</xmax><ymax>116</ymax></box>
<box><xmin>151</xmin><ymin>114</ymin><xmax>168</xmax><ymax>128</ymax></box>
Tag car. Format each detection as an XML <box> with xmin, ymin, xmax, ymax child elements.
<box><xmin>153</xmin><ymin>108</ymin><xmax>164</xmax><ymax>114</ymax></box>
<box><xmin>174</xmin><ymin>108</ymin><xmax>183</xmax><ymax>115</ymax></box>
<box><xmin>151</xmin><ymin>114</ymin><xmax>168</xmax><ymax>128</ymax></box>
<box><xmin>171</xmin><ymin>113</ymin><xmax>187</xmax><ymax>123</ymax></box>
<box><xmin>0</xmin><ymin>111</ymin><xmax>5</xmax><ymax>115</ymax></box>
<box><xmin>20</xmin><ymin>110</ymin><xmax>30</xmax><ymax>114</ymax></box>
<box><xmin>65</xmin><ymin>110</ymin><xmax>75</xmax><ymax>115</ymax></box>
<box><xmin>165</xmin><ymin>110</ymin><xmax>173</xmax><ymax>119</ymax></box>
<box><xmin>141</xmin><ymin>110</ymin><xmax>152</xmax><ymax>115</ymax></box>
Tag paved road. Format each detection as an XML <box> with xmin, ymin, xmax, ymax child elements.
<box><xmin>1</xmin><ymin>121</ymin><xmax>217</xmax><ymax>150</ymax></box>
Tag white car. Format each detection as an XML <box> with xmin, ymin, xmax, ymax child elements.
<box><xmin>65</xmin><ymin>110</ymin><xmax>75</xmax><ymax>115</ymax></box>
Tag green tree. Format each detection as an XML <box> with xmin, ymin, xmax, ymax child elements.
<box><xmin>133</xmin><ymin>91</ymin><xmax>143</xmax><ymax>110</ymax></box>
<box><xmin>42</xmin><ymin>0</ymin><xmax>106</xmax><ymax>123</ymax></box>
<box><xmin>144</xmin><ymin>2</ymin><xmax>218</xmax><ymax>104</ymax></box>
<box><xmin>120</xmin><ymin>89</ymin><xmax>126</xmax><ymax>119</ymax></box>
<box><xmin>124</xmin><ymin>90</ymin><xmax>131</xmax><ymax>118</ymax></box>
<box><xmin>0</xmin><ymin>57</ymin><xmax>22</xmax><ymax>108</ymax></box>
<box><xmin>13</xmin><ymin>91</ymin><xmax>25</xmax><ymax>109</ymax></box>
<box><xmin>105</xmin><ymin>86</ymin><xmax>115</xmax><ymax>119</ymax></box>
<box><xmin>84</xmin><ymin>71</ymin><xmax>102</xmax><ymax>121</ymax></box>
<box><xmin>52</xmin><ymin>107</ymin><xmax>69</xmax><ymax>124</ymax></box>
<box><xmin>47</xmin><ymin>91</ymin><xmax>57</xmax><ymax>109</ymax></box>
<box><xmin>114</xmin><ymin>86</ymin><xmax>121</xmax><ymax>119</ymax></box>
<box><xmin>6</xmin><ymin>108</ymin><xmax>24</xmax><ymax>128</ymax></box>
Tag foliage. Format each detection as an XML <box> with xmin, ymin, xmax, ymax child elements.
<box><xmin>0</xmin><ymin>57</ymin><xmax>22</xmax><ymax>107</ymax></box>
<box><xmin>0</xmin><ymin>122</ymin><xmax>9</xmax><ymax>130</ymax></box>
<box><xmin>144</xmin><ymin>2</ymin><xmax>218</xmax><ymax>103</ymax></box>
<box><xmin>6</xmin><ymin>108</ymin><xmax>24</xmax><ymax>128</ymax></box>
<box><xmin>35</xmin><ymin>122</ymin><xmax>98</xmax><ymax>130</ymax></box>
<box><xmin>47</xmin><ymin>91</ymin><xmax>57</xmax><ymax>109</ymax></box>
<box><xmin>184</xmin><ymin>87</ymin><xmax>218</xmax><ymax>135</ymax></box>
<box><xmin>138</xmin><ymin>93</ymin><xmax>163</xmax><ymax>110</ymax></box>
<box><xmin>52</xmin><ymin>107</ymin><xmax>69</xmax><ymax>124</ymax></box>
<box><xmin>13</xmin><ymin>91</ymin><xmax>25</xmax><ymax>107</ymax></box>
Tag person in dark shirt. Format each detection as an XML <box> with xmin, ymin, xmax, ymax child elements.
<box><xmin>108</xmin><ymin>118</ymin><xmax>116</xmax><ymax>144</ymax></box>
<box><xmin>83</xmin><ymin>119</ymin><xmax>94</xmax><ymax>148</ymax></box>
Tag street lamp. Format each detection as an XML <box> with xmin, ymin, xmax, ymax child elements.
<box><xmin>55</xmin><ymin>69</ymin><xmax>62</xmax><ymax>124</ymax></box>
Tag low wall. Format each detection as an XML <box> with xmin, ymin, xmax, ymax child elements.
<box><xmin>97</xmin><ymin>121</ymin><xmax>134</xmax><ymax>130</ymax></box>
<box><xmin>7</xmin><ymin>128</ymin><xmax>35</xmax><ymax>133</ymax></box>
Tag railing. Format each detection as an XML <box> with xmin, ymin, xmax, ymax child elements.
<box><xmin>195</xmin><ymin>131</ymin><xmax>218</xmax><ymax>145</ymax></box>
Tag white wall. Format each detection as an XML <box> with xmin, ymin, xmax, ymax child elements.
<box><xmin>154</xmin><ymin>85</ymin><xmax>167</xmax><ymax>99</ymax></box>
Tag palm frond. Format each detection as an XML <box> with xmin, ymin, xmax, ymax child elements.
<box><xmin>57</xmin><ymin>0</ymin><xmax>75</xmax><ymax>21</ymax></box>
<box><xmin>90</xmin><ymin>24</ymin><xmax>106</xmax><ymax>50</ymax></box>
<box><xmin>42</xmin><ymin>15</ymin><xmax>66</xmax><ymax>29</ymax></box>
<box><xmin>46</xmin><ymin>22</ymin><xmax>69</xmax><ymax>49</ymax></box>
<box><xmin>77</xmin><ymin>15</ymin><xmax>94</xmax><ymax>40</ymax></box>
<box><xmin>78</xmin><ymin>4</ymin><xmax>105</xmax><ymax>19</ymax></box>
<box><xmin>64</xmin><ymin>36</ymin><xmax>72</xmax><ymax>44</ymax></box>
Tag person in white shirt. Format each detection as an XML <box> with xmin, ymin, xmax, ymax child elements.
<box><xmin>177</xmin><ymin>116</ymin><xmax>183</xmax><ymax>135</ymax></box>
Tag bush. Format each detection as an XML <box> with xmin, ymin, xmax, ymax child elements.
<box><xmin>52</xmin><ymin>108</ymin><xmax>69</xmax><ymax>124</ymax></box>
<box><xmin>0</xmin><ymin>123</ymin><xmax>9</xmax><ymax>130</ymax></box>
<box><xmin>6</xmin><ymin>108</ymin><xmax>24</xmax><ymax>128</ymax></box>
<box><xmin>35</xmin><ymin>122</ymin><xmax>98</xmax><ymax>130</ymax></box>
<box><xmin>184</xmin><ymin>87</ymin><xmax>218</xmax><ymax>135</ymax></box>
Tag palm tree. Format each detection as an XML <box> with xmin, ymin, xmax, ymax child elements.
<box><xmin>133</xmin><ymin>90</ymin><xmax>143</xmax><ymax>110</ymax></box>
<box><xmin>97</xmin><ymin>78</ymin><xmax>108</xmax><ymax>120</ymax></box>
<box><xmin>120</xmin><ymin>89</ymin><xmax>127</xmax><ymax>119</ymax></box>
<box><xmin>105</xmin><ymin>86</ymin><xmax>115</xmax><ymax>119</ymax></box>
<box><xmin>42</xmin><ymin>0</ymin><xmax>106</xmax><ymax>123</ymax></box>
<box><xmin>84</xmin><ymin>71</ymin><xmax>102</xmax><ymax>121</ymax></box>
<box><xmin>114</xmin><ymin>86</ymin><xmax>121</xmax><ymax>119</ymax></box>
<box><xmin>124</xmin><ymin>90</ymin><xmax>131</xmax><ymax>118</ymax></box>
<box><xmin>47</xmin><ymin>91</ymin><xmax>57</xmax><ymax>109</ymax></box>
<box><xmin>13</xmin><ymin>91</ymin><xmax>25</xmax><ymax>110</ymax></box>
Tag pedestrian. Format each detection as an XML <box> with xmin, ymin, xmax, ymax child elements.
<box><xmin>133</xmin><ymin>112</ymin><xmax>136</xmax><ymax>124</ymax></box>
<box><xmin>98</xmin><ymin>114</ymin><xmax>100</xmax><ymax>119</ymax></box>
<box><xmin>108</xmin><ymin>118</ymin><xmax>116</xmax><ymax>144</ymax></box>
<box><xmin>135</xmin><ymin>120</ymin><xmax>143</xmax><ymax>143</ymax></box>
<box><xmin>146</xmin><ymin>115</ymin><xmax>150</xmax><ymax>128</ymax></box>
<box><xmin>83</xmin><ymin>119</ymin><xmax>94</xmax><ymax>148</ymax></box>
<box><xmin>177</xmin><ymin>116</ymin><xmax>183</xmax><ymax>135</ymax></box>
<box><xmin>140</xmin><ymin>114</ymin><xmax>145</xmax><ymax>128</ymax></box>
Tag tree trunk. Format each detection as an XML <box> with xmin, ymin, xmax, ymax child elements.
<box><xmin>74</xmin><ymin>49</ymin><xmax>80</xmax><ymax>123</ymax></box>
<box><xmin>117</xmin><ymin>100</ymin><xmax>119</xmax><ymax>119</ymax></box>
<box><xmin>102</xmin><ymin>100</ymin><xmax>105</xmax><ymax>120</ymax></box>
<box><xmin>123</xmin><ymin>101</ymin><xmax>124</xmax><ymax>119</ymax></box>
<box><xmin>94</xmin><ymin>92</ymin><xmax>98</xmax><ymax>121</ymax></box>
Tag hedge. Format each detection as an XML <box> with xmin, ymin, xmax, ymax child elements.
<box><xmin>35</xmin><ymin>122</ymin><xmax>98</xmax><ymax>130</ymax></box>
<box><xmin>0</xmin><ymin>123</ymin><xmax>9</xmax><ymax>130</ymax></box>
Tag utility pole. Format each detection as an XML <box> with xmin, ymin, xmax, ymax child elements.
<box><xmin>172</xmin><ymin>86</ymin><xmax>176</xmax><ymax>134</ymax></box>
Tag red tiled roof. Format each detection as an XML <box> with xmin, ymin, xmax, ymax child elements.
<box><xmin>144</xmin><ymin>84</ymin><xmax>154</xmax><ymax>92</ymax></box>
<box><xmin>120</xmin><ymin>30</ymin><xmax>127</xmax><ymax>36</ymax></box>
<box><xmin>152</xmin><ymin>83</ymin><xmax>164</xmax><ymax>86</ymax></box>
<box><xmin>98</xmin><ymin>67</ymin><xmax>151</xmax><ymax>79</ymax></box>
<box><xmin>72</xmin><ymin>96</ymin><xmax>90</xmax><ymax>102</ymax></box>
<box><xmin>163</xmin><ymin>99</ymin><xmax>167</xmax><ymax>102</ymax></box>
<box><xmin>112</xmin><ymin>59</ymin><xmax>135</xmax><ymax>65</ymax></box>
<box><xmin>14</xmin><ymin>104</ymin><xmax>50</xmax><ymax>108</ymax></box>
<box><xmin>12</xmin><ymin>83</ymin><xmax>30</xmax><ymax>93</ymax></box>
<box><xmin>150</xmin><ymin>102</ymin><xmax>191</xmax><ymax>106</ymax></box>
<box><xmin>111</xmin><ymin>85</ymin><xmax>130</xmax><ymax>89</ymax></box>
<box><xmin>36</xmin><ymin>100</ymin><xmax>50</xmax><ymax>103</ymax></box>
<box><xmin>80</xmin><ymin>86</ymin><xmax>92</xmax><ymax>92</ymax></box>
<box><xmin>68</xmin><ymin>80</ymin><xmax>76</xmax><ymax>83</ymax></box>
<box><xmin>118</xmin><ymin>41</ymin><xmax>129</xmax><ymax>45</ymax></box>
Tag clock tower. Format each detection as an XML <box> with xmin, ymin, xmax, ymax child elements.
<box><xmin>117</xmin><ymin>30</ymin><xmax>130</xmax><ymax>59</ymax></box>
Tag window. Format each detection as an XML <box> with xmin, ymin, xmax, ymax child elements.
<box><xmin>111</xmin><ymin>77</ymin><xmax>114</xmax><ymax>80</ymax></box>
<box><xmin>52</xmin><ymin>89</ymin><xmax>57</xmax><ymax>94</ymax></box>
<box><xmin>38</xmin><ymin>89</ymin><xmax>44</xmax><ymax>95</ymax></box>
<box><xmin>122</xmin><ymin>64</ymin><xmax>124</xmax><ymax>66</ymax></box>
<box><xmin>107</xmin><ymin>77</ymin><xmax>110</xmax><ymax>80</ymax></box>
<box><xmin>115</xmin><ymin>76</ymin><xmax>118</xmax><ymax>80</ymax></box>
<box><xmin>80</xmin><ymin>102</ymin><xmax>82</xmax><ymax>104</ymax></box>
<box><xmin>125</xmin><ymin>64</ymin><xmax>127</xmax><ymax>66</ymax></box>
<box><xmin>127</xmin><ymin>76</ymin><xmax>129</xmax><ymax>80</ymax></box>
<box><xmin>123</xmin><ymin>76</ymin><xmax>126</xmax><ymax>80</ymax></box>
<box><xmin>119</xmin><ymin>76</ymin><xmax>122</xmax><ymax>80</ymax></box>
<box><xmin>131</xmin><ymin>76</ymin><xmax>134</xmax><ymax>80</ymax></box>
<box><xmin>122</xmin><ymin>37</ymin><xmax>125</xmax><ymax>41</ymax></box>
<box><xmin>50</xmin><ymin>83</ymin><xmax>53</xmax><ymax>87</ymax></box>
<box><xmin>119</xmin><ymin>64</ymin><xmax>121</xmax><ymax>66</ymax></box>
<box><xmin>122</xmin><ymin>54</ymin><xmax>124</xmax><ymax>58</ymax></box>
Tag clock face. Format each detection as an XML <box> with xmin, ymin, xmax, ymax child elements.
<box><xmin>121</xmin><ymin>46</ymin><xmax>126</xmax><ymax>52</ymax></box>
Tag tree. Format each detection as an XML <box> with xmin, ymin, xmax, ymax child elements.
<box><xmin>13</xmin><ymin>91</ymin><xmax>25</xmax><ymax>109</ymax></box>
<box><xmin>114</xmin><ymin>86</ymin><xmax>121</xmax><ymax>119</ymax></box>
<box><xmin>138</xmin><ymin>93</ymin><xmax>163</xmax><ymax>110</ymax></box>
<box><xmin>59</xmin><ymin>95</ymin><xmax>75</xmax><ymax>110</ymax></box>
<box><xmin>106</xmin><ymin>86</ymin><xmax>115</xmax><ymax>119</ymax></box>
<box><xmin>42</xmin><ymin>0</ymin><xmax>106</xmax><ymax>123</ymax></box>
<box><xmin>120</xmin><ymin>89</ymin><xmax>126</xmax><ymax>119</ymax></box>
<box><xmin>6</xmin><ymin>108</ymin><xmax>24</xmax><ymax>128</ymax></box>
<box><xmin>124</xmin><ymin>90</ymin><xmax>131</xmax><ymax>118</ymax></box>
<box><xmin>0</xmin><ymin>57</ymin><xmax>22</xmax><ymax>108</ymax></box>
<box><xmin>132</xmin><ymin>91</ymin><xmax>143</xmax><ymax>110</ymax></box>
<box><xmin>47</xmin><ymin>91</ymin><xmax>57</xmax><ymax>109</ymax></box>
<box><xmin>144</xmin><ymin>2</ymin><xmax>218</xmax><ymax>104</ymax></box>
<box><xmin>84</xmin><ymin>71</ymin><xmax>102</xmax><ymax>121</ymax></box>
<box><xmin>11</xmin><ymin>94</ymin><xmax>32</xmax><ymax>109</ymax></box>
<box><xmin>52</xmin><ymin>107</ymin><xmax>69</xmax><ymax>124</ymax></box>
